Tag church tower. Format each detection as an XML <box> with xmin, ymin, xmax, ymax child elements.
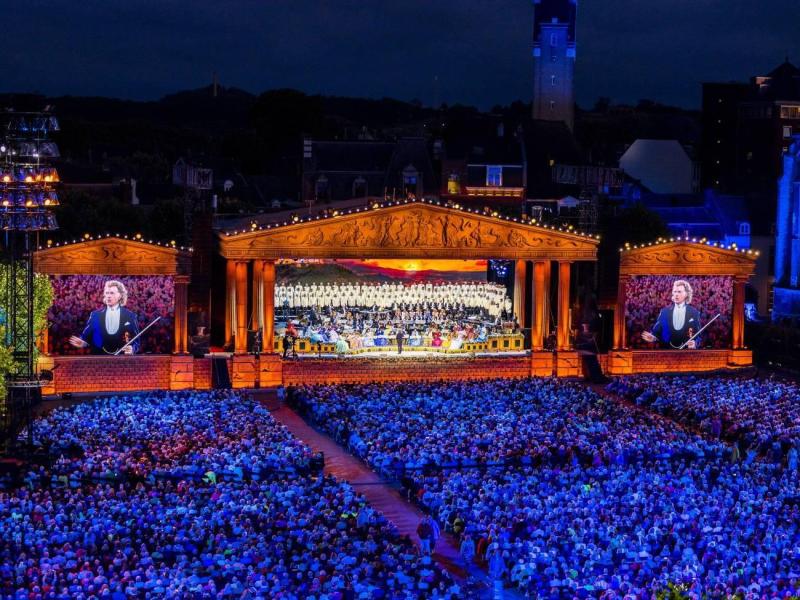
<box><xmin>532</xmin><ymin>0</ymin><xmax>577</xmax><ymax>130</ymax></box>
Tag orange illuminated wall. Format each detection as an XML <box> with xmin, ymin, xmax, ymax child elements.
<box><xmin>282</xmin><ymin>356</ymin><xmax>532</xmax><ymax>386</ymax></box>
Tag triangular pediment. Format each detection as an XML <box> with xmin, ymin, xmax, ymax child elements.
<box><xmin>620</xmin><ymin>240</ymin><xmax>757</xmax><ymax>277</ymax></box>
<box><xmin>219</xmin><ymin>201</ymin><xmax>598</xmax><ymax>261</ymax></box>
<box><xmin>34</xmin><ymin>236</ymin><xmax>192</xmax><ymax>276</ymax></box>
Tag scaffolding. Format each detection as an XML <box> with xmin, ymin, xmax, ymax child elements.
<box><xmin>0</xmin><ymin>111</ymin><xmax>60</xmax><ymax>447</ymax></box>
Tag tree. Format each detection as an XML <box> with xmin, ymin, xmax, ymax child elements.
<box><xmin>53</xmin><ymin>189</ymin><xmax>148</xmax><ymax>240</ymax></box>
<box><xmin>601</xmin><ymin>202</ymin><xmax>669</xmax><ymax>247</ymax></box>
<box><xmin>0</xmin><ymin>267</ymin><xmax>53</xmax><ymax>402</ymax></box>
<box><xmin>251</xmin><ymin>89</ymin><xmax>333</xmax><ymax>168</ymax></box>
<box><xmin>596</xmin><ymin>202</ymin><xmax>670</xmax><ymax>291</ymax></box>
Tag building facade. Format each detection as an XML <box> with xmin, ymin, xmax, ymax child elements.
<box><xmin>773</xmin><ymin>135</ymin><xmax>800</xmax><ymax>321</ymax></box>
<box><xmin>701</xmin><ymin>61</ymin><xmax>800</xmax><ymax>203</ymax></box>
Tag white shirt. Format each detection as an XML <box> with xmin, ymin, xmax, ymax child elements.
<box><xmin>672</xmin><ymin>303</ymin><xmax>686</xmax><ymax>331</ymax></box>
<box><xmin>105</xmin><ymin>305</ymin><xmax>121</xmax><ymax>334</ymax></box>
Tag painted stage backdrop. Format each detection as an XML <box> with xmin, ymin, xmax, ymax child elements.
<box><xmin>277</xmin><ymin>259</ymin><xmax>488</xmax><ymax>284</ymax></box>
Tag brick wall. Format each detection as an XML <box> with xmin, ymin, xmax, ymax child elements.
<box><xmin>51</xmin><ymin>356</ymin><xmax>172</xmax><ymax>393</ymax></box>
<box><xmin>45</xmin><ymin>349</ymin><xmax>749</xmax><ymax>395</ymax></box>
<box><xmin>193</xmin><ymin>358</ymin><xmax>212</xmax><ymax>389</ymax></box>
<box><xmin>630</xmin><ymin>350</ymin><xmax>731</xmax><ymax>373</ymax></box>
<box><xmin>282</xmin><ymin>356</ymin><xmax>531</xmax><ymax>386</ymax></box>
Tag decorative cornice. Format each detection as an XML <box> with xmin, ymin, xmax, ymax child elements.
<box><xmin>34</xmin><ymin>235</ymin><xmax>192</xmax><ymax>276</ymax></box>
<box><xmin>219</xmin><ymin>199</ymin><xmax>599</xmax><ymax>261</ymax></box>
<box><xmin>619</xmin><ymin>240</ymin><xmax>757</xmax><ymax>277</ymax></box>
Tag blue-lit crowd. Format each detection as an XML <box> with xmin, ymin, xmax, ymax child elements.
<box><xmin>6</xmin><ymin>373</ymin><xmax>800</xmax><ymax>598</ymax></box>
<box><xmin>292</xmin><ymin>377</ymin><xmax>800</xmax><ymax>597</ymax></box>
<box><xmin>607</xmin><ymin>375</ymin><xmax>800</xmax><ymax>463</ymax></box>
<box><xmin>0</xmin><ymin>391</ymin><xmax>460</xmax><ymax>599</ymax></box>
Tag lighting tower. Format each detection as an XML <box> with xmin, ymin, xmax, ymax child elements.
<box><xmin>0</xmin><ymin>111</ymin><xmax>59</xmax><ymax>447</ymax></box>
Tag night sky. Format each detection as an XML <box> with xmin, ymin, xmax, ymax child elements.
<box><xmin>5</xmin><ymin>1</ymin><xmax>799</xmax><ymax>109</ymax></box>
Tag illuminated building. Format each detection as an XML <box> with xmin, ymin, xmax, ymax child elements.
<box><xmin>773</xmin><ymin>135</ymin><xmax>800</xmax><ymax>322</ymax></box>
<box><xmin>531</xmin><ymin>0</ymin><xmax>577</xmax><ymax>130</ymax></box>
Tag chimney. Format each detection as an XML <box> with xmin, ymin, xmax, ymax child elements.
<box><xmin>130</xmin><ymin>178</ymin><xmax>139</xmax><ymax>206</ymax></box>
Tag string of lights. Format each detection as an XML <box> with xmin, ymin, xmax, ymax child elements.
<box><xmin>222</xmin><ymin>197</ymin><xmax>602</xmax><ymax>241</ymax></box>
<box><xmin>620</xmin><ymin>236</ymin><xmax>759</xmax><ymax>256</ymax></box>
<box><xmin>38</xmin><ymin>233</ymin><xmax>193</xmax><ymax>252</ymax></box>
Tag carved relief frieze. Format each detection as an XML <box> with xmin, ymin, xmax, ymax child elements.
<box><xmin>619</xmin><ymin>243</ymin><xmax>756</xmax><ymax>276</ymax></box>
<box><xmin>223</xmin><ymin>204</ymin><xmax>598</xmax><ymax>260</ymax></box>
<box><xmin>34</xmin><ymin>238</ymin><xmax>191</xmax><ymax>276</ymax></box>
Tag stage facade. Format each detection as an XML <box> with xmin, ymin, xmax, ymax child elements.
<box><xmin>33</xmin><ymin>235</ymin><xmax>193</xmax><ymax>394</ymax></box>
<box><xmin>32</xmin><ymin>205</ymin><xmax>759</xmax><ymax>394</ymax></box>
<box><xmin>609</xmin><ymin>239</ymin><xmax>757</xmax><ymax>375</ymax></box>
<box><xmin>218</xmin><ymin>198</ymin><xmax>599</xmax><ymax>385</ymax></box>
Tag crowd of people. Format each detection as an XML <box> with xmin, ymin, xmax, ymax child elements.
<box><xmin>276</xmin><ymin>282</ymin><xmax>519</xmax><ymax>355</ymax></box>
<box><xmin>49</xmin><ymin>275</ymin><xmax>175</xmax><ymax>355</ymax></box>
<box><xmin>9</xmin><ymin>364</ymin><xmax>800</xmax><ymax>597</ymax></box>
<box><xmin>292</xmin><ymin>378</ymin><xmax>800</xmax><ymax>597</ymax></box>
<box><xmin>1</xmin><ymin>391</ymin><xmax>461</xmax><ymax>599</ymax></box>
<box><xmin>607</xmin><ymin>374</ymin><xmax>800</xmax><ymax>462</ymax></box>
<box><xmin>289</xmin><ymin>380</ymin><xmax>721</xmax><ymax>475</ymax></box>
<box><xmin>29</xmin><ymin>391</ymin><xmax>316</xmax><ymax>481</ymax></box>
<box><xmin>276</xmin><ymin>282</ymin><xmax>511</xmax><ymax>319</ymax></box>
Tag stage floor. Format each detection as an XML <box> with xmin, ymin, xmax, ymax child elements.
<box><xmin>288</xmin><ymin>349</ymin><xmax>530</xmax><ymax>359</ymax></box>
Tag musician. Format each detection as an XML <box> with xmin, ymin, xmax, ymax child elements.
<box><xmin>69</xmin><ymin>280</ymin><xmax>139</xmax><ymax>354</ymax></box>
<box><xmin>641</xmin><ymin>279</ymin><xmax>702</xmax><ymax>349</ymax></box>
<box><xmin>396</xmin><ymin>328</ymin><xmax>405</xmax><ymax>355</ymax></box>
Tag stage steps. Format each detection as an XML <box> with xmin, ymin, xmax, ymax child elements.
<box><xmin>211</xmin><ymin>357</ymin><xmax>231</xmax><ymax>389</ymax></box>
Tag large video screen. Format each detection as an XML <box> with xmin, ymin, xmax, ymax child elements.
<box><xmin>625</xmin><ymin>275</ymin><xmax>732</xmax><ymax>349</ymax></box>
<box><xmin>49</xmin><ymin>275</ymin><xmax>174</xmax><ymax>355</ymax></box>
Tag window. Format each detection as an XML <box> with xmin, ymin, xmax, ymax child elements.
<box><xmin>352</xmin><ymin>176</ymin><xmax>367</xmax><ymax>198</ymax></box>
<box><xmin>550</xmin><ymin>33</ymin><xmax>557</xmax><ymax>46</ymax></box>
<box><xmin>780</xmin><ymin>105</ymin><xmax>800</xmax><ymax>119</ymax></box>
<box><xmin>550</xmin><ymin>101</ymin><xmax>556</xmax><ymax>111</ymax></box>
<box><xmin>739</xmin><ymin>222</ymin><xmax>750</xmax><ymax>236</ymax></box>
<box><xmin>315</xmin><ymin>175</ymin><xmax>329</xmax><ymax>200</ymax></box>
<box><xmin>402</xmin><ymin>165</ymin><xmax>419</xmax><ymax>198</ymax></box>
<box><xmin>784</xmin><ymin>125</ymin><xmax>793</xmax><ymax>138</ymax></box>
<box><xmin>447</xmin><ymin>173</ymin><xmax>460</xmax><ymax>195</ymax></box>
<box><xmin>551</xmin><ymin>75</ymin><xmax>557</xmax><ymax>86</ymax></box>
<box><xmin>486</xmin><ymin>166</ymin><xmax>503</xmax><ymax>187</ymax></box>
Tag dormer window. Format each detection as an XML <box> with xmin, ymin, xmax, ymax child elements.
<box><xmin>486</xmin><ymin>165</ymin><xmax>503</xmax><ymax>187</ymax></box>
